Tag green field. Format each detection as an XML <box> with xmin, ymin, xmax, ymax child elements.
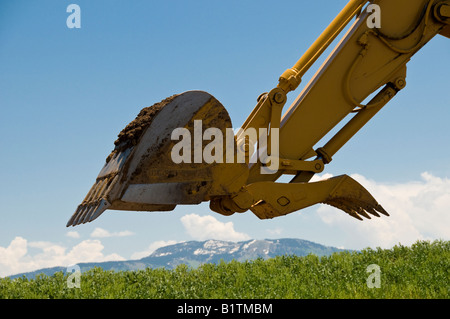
<box><xmin>1</xmin><ymin>240</ymin><xmax>448</xmax><ymax>299</ymax></box>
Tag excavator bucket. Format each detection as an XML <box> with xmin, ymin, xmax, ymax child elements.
<box><xmin>67</xmin><ymin>91</ymin><xmax>248</xmax><ymax>226</ymax></box>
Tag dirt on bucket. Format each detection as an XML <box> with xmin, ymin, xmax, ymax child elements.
<box><xmin>105</xmin><ymin>94</ymin><xmax>178</xmax><ymax>162</ymax></box>
<box><xmin>113</xmin><ymin>95</ymin><xmax>178</xmax><ymax>152</ymax></box>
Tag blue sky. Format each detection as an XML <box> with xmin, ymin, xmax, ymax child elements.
<box><xmin>0</xmin><ymin>0</ymin><xmax>449</xmax><ymax>277</ymax></box>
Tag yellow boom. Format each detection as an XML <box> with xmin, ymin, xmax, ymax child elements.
<box><xmin>67</xmin><ymin>0</ymin><xmax>449</xmax><ymax>226</ymax></box>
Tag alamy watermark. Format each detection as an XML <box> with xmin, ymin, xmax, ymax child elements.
<box><xmin>366</xmin><ymin>4</ymin><xmax>381</xmax><ymax>29</ymax></box>
<box><xmin>66</xmin><ymin>4</ymin><xmax>81</xmax><ymax>29</ymax></box>
<box><xmin>63</xmin><ymin>3</ymin><xmax>380</xmax><ymax>32</ymax></box>
<box><xmin>170</xmin><ymin>120</ymin><xmax>280</xmax><ymax>174</ymax></box>
<box><xmin>366</xmin><ymin>264</ymin><xmax>381</xmax><ymax>288</ymax></box>
<box><xmin>66</xmin><ymin>264</ymin><xmax>81</xmax><ymax>289</ymax></box>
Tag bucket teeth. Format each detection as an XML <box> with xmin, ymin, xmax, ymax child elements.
<box><xmin>322</xmin><ymin>175</ymin><xmax>389</xmax><ymax>221</ymax></box>
<box><xmin>67</xmin><ymin>199</ymin><xmax>111</xmax><ymax>227</ymax></box>
<box><xmin>66</xmin><ymin>165</ymin><xmax>118</xmax><ymax>227</ymax></box>
<box><xmin>74</xmin><ymin>205</ymin><xmax>89</xmax><ymax>225</ymax></box>
<box><xmin>366</xmin><ymin>207</ymin><xmax>380</xmax><ymax>217</ymax></box>
<box><xmin>375</xmin><ymin>204</ymin><xmax>389</xmax><ymax>217</ymax></box>
<box><xmin>80</xmin><ymin>204</ymin><xmax>96</xmax><ymax>224</ymax></box>
<box><xmin>88</xmin><ymin>199</ymin><xmax>110</xmax><ymax>223</ymax></box>
<box><xmin>348</xmin><ymin>211</ymin><xmax>364</xmax><ymax>221</ymax></box>
<box><xmin>324</xmin><ymin>197</ymin><xmax>388</xmax><ymax>221</ymax></box>
<box><xmin>356</xmin><ymin>207</ymin><xmax>371</xmax><ymax>219</ymax></box>
<box><xmin>67</xmin><ymin>174</ymin><xmax>115</xmax><ymax>227</ymax></box>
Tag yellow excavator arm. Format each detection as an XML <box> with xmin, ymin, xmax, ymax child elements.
<box><xmin>67</xmin><ymin>0</ymin><xmax>449</xmax><ymax>227</ymax></box>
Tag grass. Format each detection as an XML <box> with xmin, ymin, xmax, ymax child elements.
<box><xmin>0</xmin><ymin>240</ymin><xmax>448</xmax><ymax>299</ymax></box>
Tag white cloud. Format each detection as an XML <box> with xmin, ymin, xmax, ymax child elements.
<box><xmin>180</xmin><ymin>213</ymin><xmax>250</xmax><ymax>242</ymax></box>
<box><xmin>310</xmin><ymin>173</ymin><xmax>334</xmax><ymax>182</ymax></box>
<box><xmin>316</xmin><ymin>172</ymin><xmax>450</xmax><ymax>249</ymax></box>
<box><xmin>90</xmin><ymin>227</ymin><xmax>134</xmax><ymax>238</ymax></box>
<box><xmin>0</xmin><ymin>237</ymin><xmax>125</xmax><ymax>278</ymax></box>
<box><xmin>130</xmin><ymin>240</ymin><xmax>179</xmax><ymax>260</ymax></box>
<box><xmin>66</xmin><ymin>231</ymin><xmax>80</xmax><ymax>239</ymax></box>
<box><xmin>0</xmin><ymin>237</ymin><xmax>28</xmax><ymax>276</ymax></box>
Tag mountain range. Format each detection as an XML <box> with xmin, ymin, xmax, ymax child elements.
<box><xmin>8</xmin><ymin>238</ymin><xmax>348</xmax><ymax>279</ymax></box>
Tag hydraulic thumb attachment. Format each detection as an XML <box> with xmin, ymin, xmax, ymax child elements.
<box><xmin>211</xmin><ymin>175</ymin><xmax>389</xmax><ymax>221</ymax></box>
